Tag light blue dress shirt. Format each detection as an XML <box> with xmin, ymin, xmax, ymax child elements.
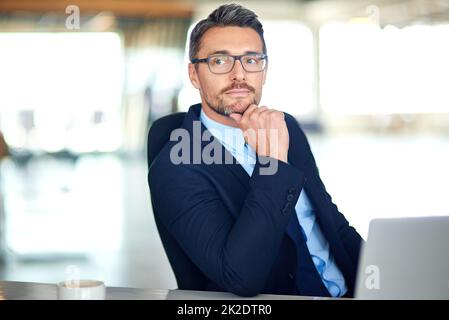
<box><xmin>200</xmin><ymin>109</ymin><xmax>348</xmax><ymax>297</ymax></box>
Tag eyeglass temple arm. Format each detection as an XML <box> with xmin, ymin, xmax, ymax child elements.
<box><xmin>190</xmin><ymin>58</ymin><xmax>208</xmax><ymax>63</ymax></box>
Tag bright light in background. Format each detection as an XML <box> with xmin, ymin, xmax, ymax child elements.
<box><xmin>1</xmin><ymin>155</ymin><xmax>124</xmax><ymax>255</ymax></box>
<box><xmin>178</xmin><ymin>21</ymin><xmax>201</xmax><ymax>111</ymax></box>
<box><xmin>260</xmin><ymin>21</ymin><xmax>314</xmax><ymax>117</ymax></box>
<box><xmin>0</xmin><ymin>32</ymin><xmax>124</xmax><ymax>153</ymax></box>
<box><xmin>125</xmin><ymin>47</ymin><xmax>184</xmax><ymax>119</ymax></box>
<box><xmin>320</xmin><ymin>23</ymin><xmax>449</xmax><ymax>115</ymax></box>
<box><xmin>178</xmin><ymin>21</ymin><xmax>315</xmax><ymax>117</ymax></box>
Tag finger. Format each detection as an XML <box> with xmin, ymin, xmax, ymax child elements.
<box><xmin>256</xmin><ymin>107</ymin><xmax>269</xmax><ymax>128</ymax></box>
<box><xmin>240</xmin><ymin>104</ymin><xmax>258</xmax><ymax>126</ymax></box>
<box><xmin>253</xmin><ymin>107</ymin><xmax>270</xmax><ymax>154</ymax></box>
<box><xmin>229</xmin><ymin>113</ymin><xmax>243</xmax><ymax>123</ymax></box>
<box><xmin>256</xmin><ymin>106</ymin><xmax>270</xmax><ymax>122</ymax></box>
<box><xmin>257</xmin><ymin>106</ymin><xmax>268</xmax><ymax>113</ymax></box>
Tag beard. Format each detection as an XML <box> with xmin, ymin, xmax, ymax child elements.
<box><xmin>204</xmin><ymin>83</ymin><xmax>259</xmax><ymax>117</ymax></box>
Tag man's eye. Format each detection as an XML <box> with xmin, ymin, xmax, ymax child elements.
<box><xmin>212</xmin><ymin>57</ymin><xmax>228</xmax><ymax>65</ymax></box>
<box><xmin>245</xmin><ymin>57</ymin><xmax>258</xmax><ymax>64</ymax></box>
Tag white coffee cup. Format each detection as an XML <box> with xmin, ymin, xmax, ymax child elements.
<box><xmin>57</xmin><ymin>280</ymin><xmax>106</xmax><ymax>300</ymax></box>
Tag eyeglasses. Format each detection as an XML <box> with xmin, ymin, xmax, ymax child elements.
<box><xmin>191</xmin><ymin>53</ymin><xmax>268</xmax><ymax>74</ymax></box>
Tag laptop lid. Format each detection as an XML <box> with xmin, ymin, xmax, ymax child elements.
<box><xmin>355</xmin><ymin>216</ymin><xmax>449</xmax><ymax>299</ymax></box>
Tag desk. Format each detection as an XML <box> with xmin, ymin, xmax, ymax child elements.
<box><xmin>0</xmin><ymin>281</ymin><xmax>339</xmax><ymax>300</ymax></box>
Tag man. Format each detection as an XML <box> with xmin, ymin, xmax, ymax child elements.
<box><xmin>149</xmin><ymin>4</ymin><xmax>363</xmax><ymax>297</ymax></box>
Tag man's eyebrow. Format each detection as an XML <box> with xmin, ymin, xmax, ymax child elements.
<box><xmin>209</xmin><ymin>50</ymin><xmax>229</xmax><ymax>55</ymax></box>
<box><xmin>243</xmin><ymin>51</ymin><xmax>261</xmax><ymax>55</ymax></box>
<box><xmin>207</xmin><ymin>50</ymin><xmax>262</xmax><ymax>55</ymax></box>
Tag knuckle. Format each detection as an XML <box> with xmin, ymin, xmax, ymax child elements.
<box><xmin>249</xmin><ymin>112</ymin><xmax>258</xmax><ymax>122</ymax></box>
<box><xmin>271</xmin><ymin>111</ymin><xmax>284</xmax><ymax>121</ymax></box>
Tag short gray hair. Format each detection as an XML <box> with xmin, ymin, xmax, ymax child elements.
<box><xmin>189</xmin><ymin>3</ymin><xmax>267</xmax><ymax>61</ymax></box>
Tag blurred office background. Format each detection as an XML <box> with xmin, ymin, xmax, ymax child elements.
<box><xmin>0</xmin><ymin>0</ymin><xmax>448</xmax><ymax>289</ymax></box>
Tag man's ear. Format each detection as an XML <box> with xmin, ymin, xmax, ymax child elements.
<box><xmin>188</xmin><ymin>63</ymin><xmax>200</xmax><ymax>89</ymax></box>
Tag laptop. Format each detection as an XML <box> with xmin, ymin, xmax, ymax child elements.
<box><xmin>355</xmin><ymin>216</ymin><xmax>449</xmax><ymax>299</ymax></box>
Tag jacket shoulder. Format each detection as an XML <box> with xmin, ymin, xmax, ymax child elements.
<box><xmin>283</xmin><ymin>112</ymin><xmax>311</xmax><ymax>148</ymax></box>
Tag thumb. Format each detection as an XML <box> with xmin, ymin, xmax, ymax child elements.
<box><xmin>229</xmin><ymin>113</ymin><xmax>243</xmax><ymax>124</ymax></box>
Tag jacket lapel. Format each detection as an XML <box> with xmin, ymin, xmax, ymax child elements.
<box><xmin>183</xmin><ymin>104</ymin><xmax>250</xmax><ymax>218</ymax></box>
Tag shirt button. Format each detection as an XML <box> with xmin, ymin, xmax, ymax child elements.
<box><xmin>287</xmin><ymin>194</ymin><xmax>294</xmax><ymax>202</ymax></box>
<box><xmin>288</xmin><ymin>187</ymin><xmax>296</xmax><ymax>194</ymax></box>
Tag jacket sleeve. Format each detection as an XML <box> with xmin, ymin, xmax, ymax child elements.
<box><xmin>149</xmin><ymin>155</ymin><xmax>305</xmax><ymax>297</ymax></box>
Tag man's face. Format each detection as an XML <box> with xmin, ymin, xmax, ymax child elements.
<box><xmin>189</xmin><ymin>26</ymin><xmax>267</xmax><ymax>117</ymax></box>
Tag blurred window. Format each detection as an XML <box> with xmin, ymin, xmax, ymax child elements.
<box><xmin>0</xmin><ymin>32</ymin><xmax>124</xmax><ymax>153</ymax></box>
<box><xmin>320</xmin><ymin>23</ymin><xmax>449</xmax><ymax>115</ymax></box>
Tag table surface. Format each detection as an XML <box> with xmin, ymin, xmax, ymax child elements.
<box><xmin>0</xmin><ymin>281</ymin><xmax>342</xmax><ymax>300</ymax></box>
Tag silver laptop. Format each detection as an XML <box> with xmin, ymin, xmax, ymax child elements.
<box><xmin>355</xmin><ymin>216</ymin><xmax>449</xmax><ymax>299</ymax></box>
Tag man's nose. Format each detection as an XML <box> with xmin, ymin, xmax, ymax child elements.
<box><xmin>229</xmin><ymin>59</ymin><xmax>246</xmax><ymax>81</ymax></box>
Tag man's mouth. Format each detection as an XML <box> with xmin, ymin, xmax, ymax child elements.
<box><xmin>225</xmin><ymin>88</ymin><xmax>251</xmax><ymax>97</ymax></box>
<box><xmin>222</xmin><ymin>83</ymin><xmax>255</xmax><ymax>98</ymax></box>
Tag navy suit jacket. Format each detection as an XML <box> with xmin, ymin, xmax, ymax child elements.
<box><xmin>149</xmin><ymin>104</ymin><xmax>363</xmax><ymax>297</ymax></box>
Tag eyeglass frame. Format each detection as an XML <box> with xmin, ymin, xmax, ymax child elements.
<box><xmin>190</xmin><ymin>53</ymin><xmax>268</xmax><ymax>74</ymax></box>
